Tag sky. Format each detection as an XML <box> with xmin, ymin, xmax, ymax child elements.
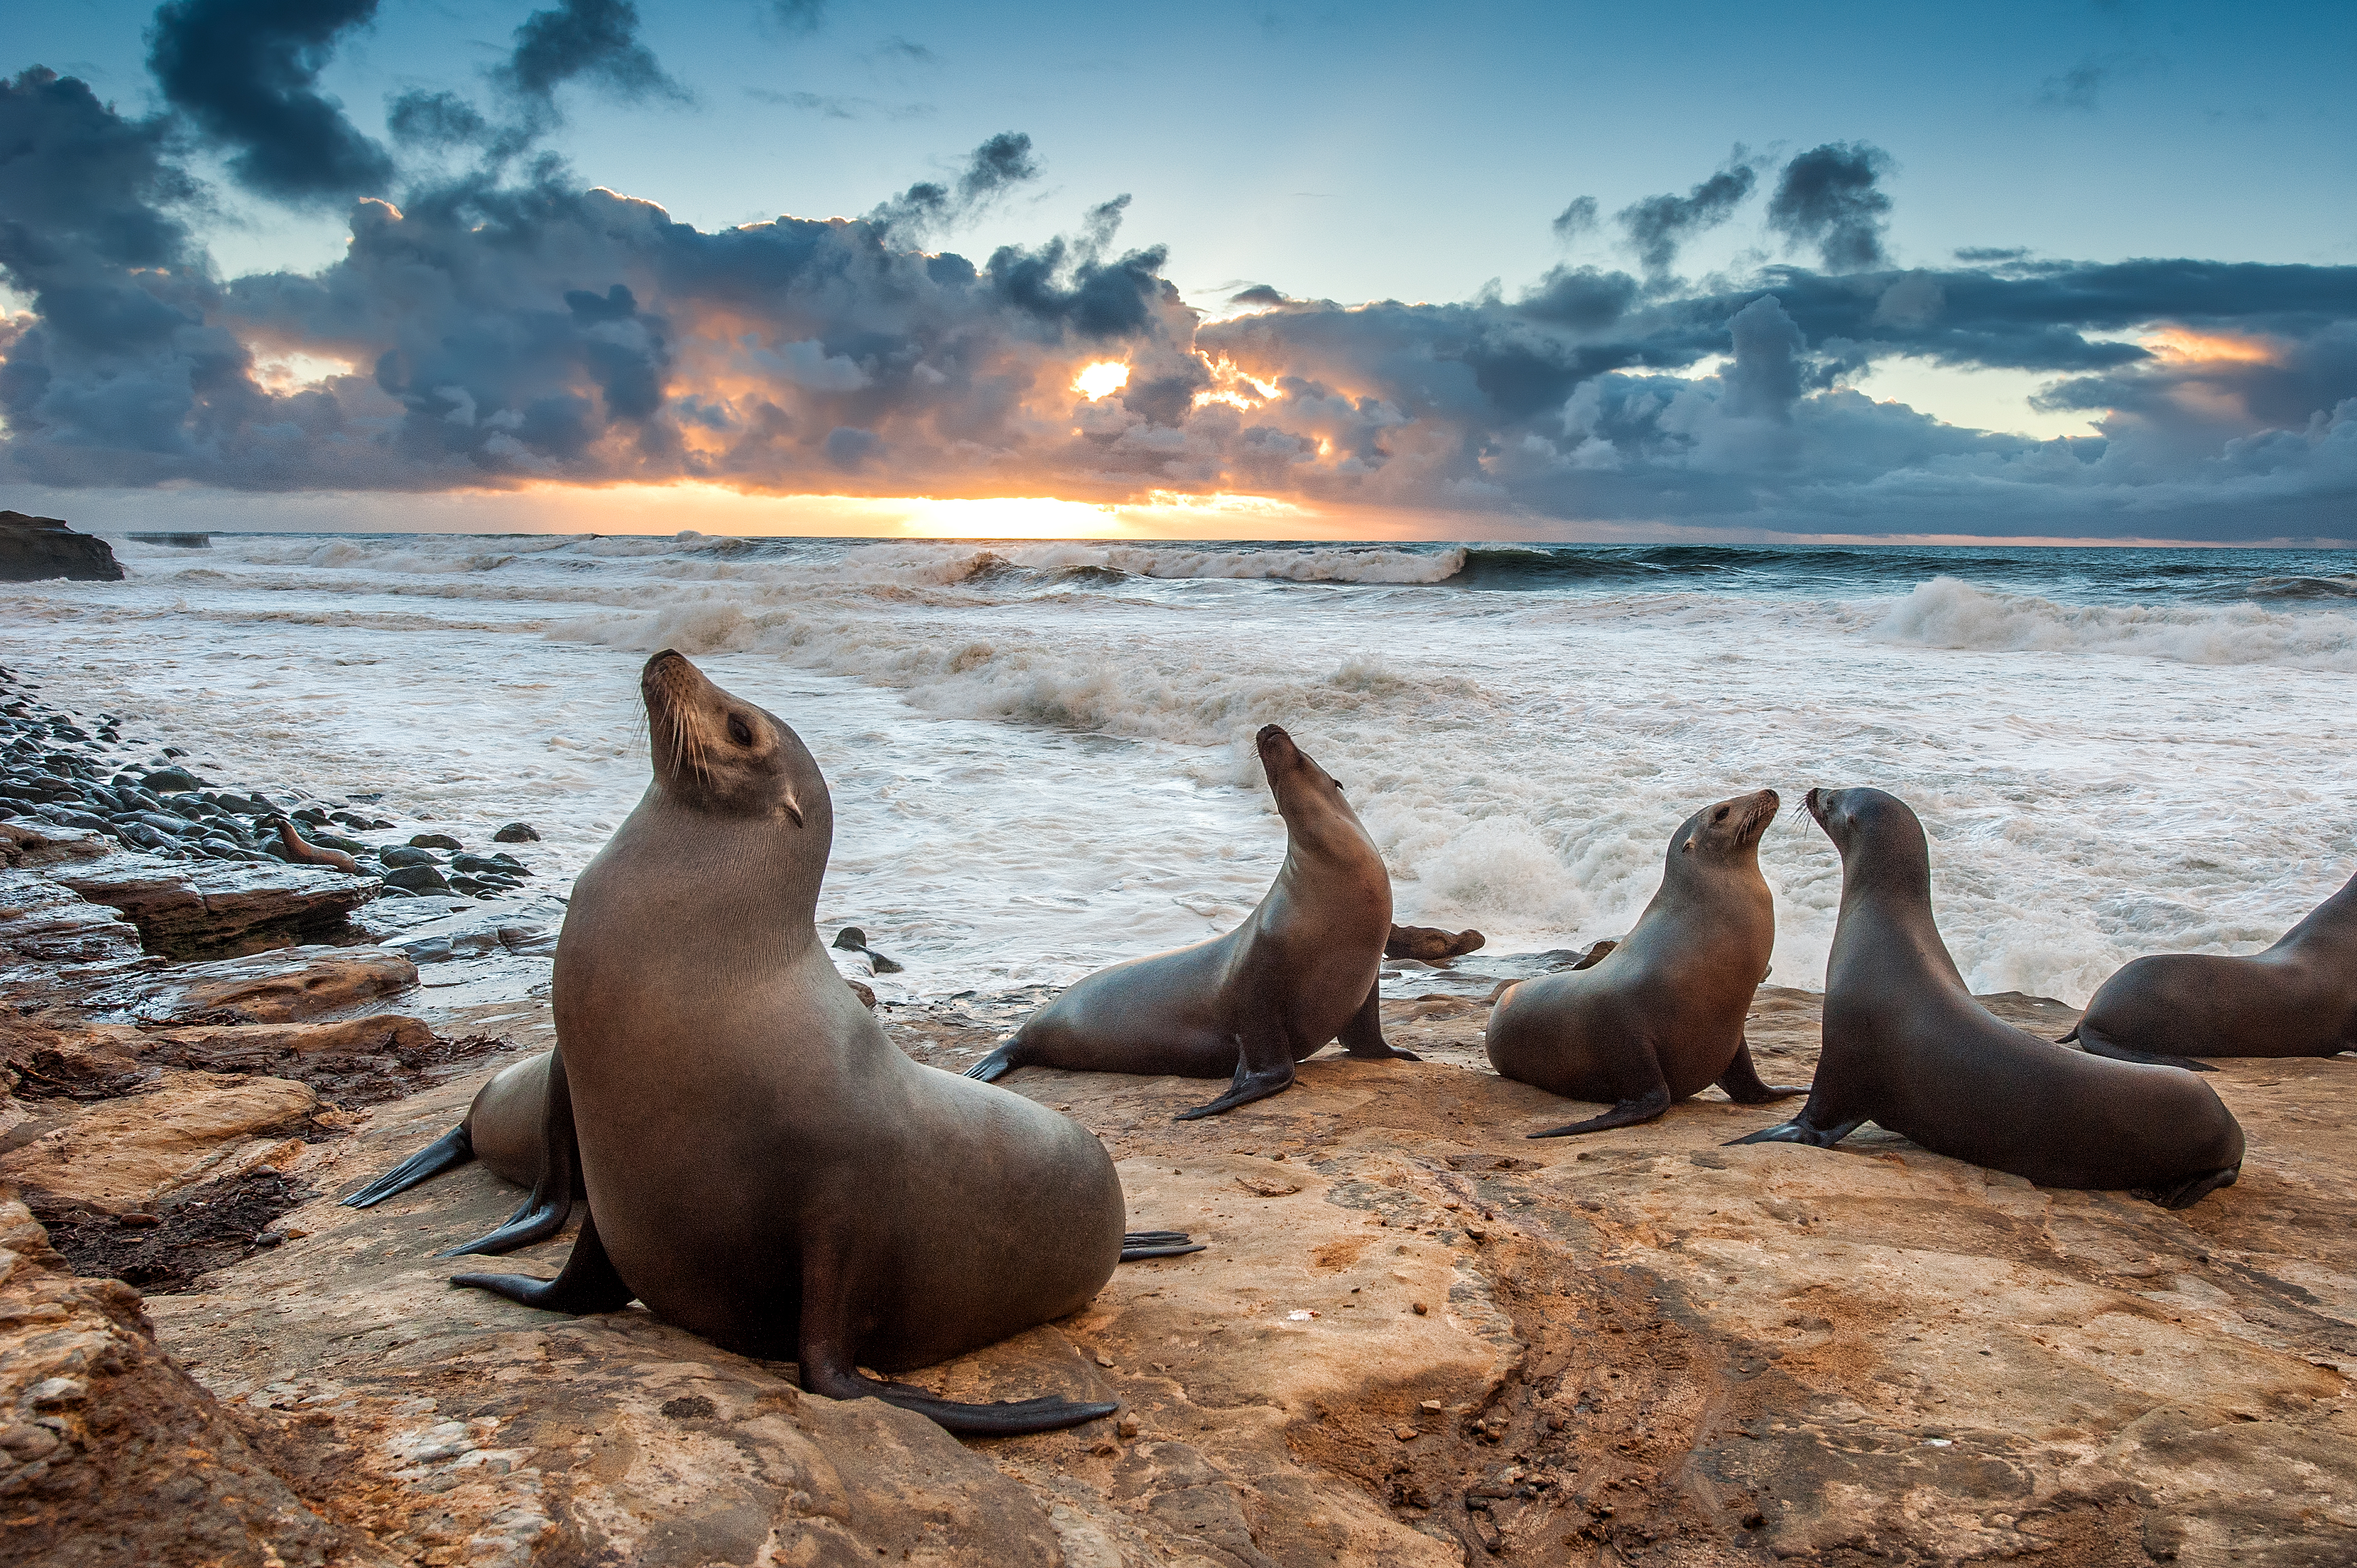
<box><xmin>2</xmin><ymin>0</ymin><xmax>2354</xmax><ymax>541</ymax></box>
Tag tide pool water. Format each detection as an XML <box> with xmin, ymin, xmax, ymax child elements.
<box><xmin>6</xmin><ymin>534</ymin><xmax>2353</xmax><ymax>1007</ymax></box>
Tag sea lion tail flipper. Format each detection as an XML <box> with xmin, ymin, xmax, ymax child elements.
<box><xmin>1121</xmin><ymin>1230</ymin><xmax>1206</xmax><ymax>1261</ymax></box>
<box><xmin>2059</xmin><ymin>1024</ymin><xmax>2080</xmax><ymax>1042</ymax></box>
<box><xmin>439</xmin><ymin>1046</ymin><xmax>582</xmax><ymax>1257</ymax></box>
<box><xmin>1526</xmin><ymin>1082</ymin><xmax>1674</xmax><ymax>1138</ymax></box>
<box><xmin>2135</xmin><ymin>1164</ymin><xmax>2241</xmax><ymax>1210</ymax></box>
<box><xmin>963</xmin><ymin>1039</ymin><xmax>1024</xmax><ymax>1082</ymax></box>
<box><xmin>1714</xmin><ymin>1040</ymin><xmax>1809</xmax><ymax>1104</ymax></box>
<box><xmin>341</xmin><ymin>1125</ymin><xmax>474</xmax><ymax>1207</ymax></box>
<box><xmin>1339</xmin><ymin>978</ymin><xmax>1418</xmax><ymax>1061</ymax></box>
<box><xmin>451</xmin><ymin>1208</ymin><xmax>634</xmax><ymax>1314</ymax></box>
<box><xmin>2065</xmin><ymin>1025</ymin><xmax>2215</xmax><ymax>1074</ymax></box>
<box><xmin>1725</xmin><ymin>1114</ymin><xmax>1865</xmax><ymax>1149</ymax></box>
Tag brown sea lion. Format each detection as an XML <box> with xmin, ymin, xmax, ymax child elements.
<box><xmin>964</xmin><ymin>723</ymin><xmax>1410</xmax><ymax>1119</ymax></box>
<box><xmin>1387</xmin><ymin>924</ymin><xmax>1486</xmax><ymax>961</ymax></box>
<box><xmin>2063</xmin><ymin>866</ymin><xmax>2357</xmax><ymax>1069</ymax></box>
<box><xmin>445</xmin><ymin>650</ymin><xmax>1150</xmax><ymax>1434</ymax></box>
<box><xmin>271</xmin><ymin>815</ymin><xmax>361</xmax><ymax>874</ymax></box>
<box><xmin>1733</xmin><ymin>788</ymin><xmax>2244</xmax><ymax>1209</ymax></box>
<box><xmin>1485</xmin><ymin>789</ymin><xmax>1802</xmax><ymax>1135</ymax></box>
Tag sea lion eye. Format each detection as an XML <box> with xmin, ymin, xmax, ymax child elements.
<box><xmin>727</xmin><ymin>715</ymin><xmax>753</xmax><ymax>747</ymax></box>
<box><xmin>1713</xmin><ymin>807</ymin><xmax>1730</xmax><ymax>822</ymax></box>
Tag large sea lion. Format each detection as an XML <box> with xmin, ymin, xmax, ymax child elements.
<box><xmin>964</xmin><ymin>723</ymin><xmax>1410</xmax><ymax>1119</ymax></box>
<box><xmin>1485</xmin><ymin>788</ymin><xmax>1803</xmax><ymax>1136</ymax></box>
<box><xmin>449</xmin><ymin>650</ymin><xmax>1148</xmax><ymax>1434</ymax></box>
<box><xmin>1733</xmin><ymin>788</ymin><xmax>2244</xmax><ymax>1208</ymax></box>
<box><xmin>2063</xmin><ymin>866</ymin><xmax>2357</xmax><ymax>1069</ymax></box>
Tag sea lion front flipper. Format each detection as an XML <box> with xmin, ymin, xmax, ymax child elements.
<box><xmin>1714</xmin><ymin>1040</ymin><xmax>1808</xmax><ymax>1104</ymax></box>
<box><xmin>795</xmin><ymin>1251</ymin><xmax>1118</xmax><ymax>1436</ymax></box>
<box><xmin>1120</xmin><ymin>1230</ymin><xmax>1206</xmax><ymax>1261</ymax></box>
<box><xmin>341</xmin><ymin>1125</ymin><xmax>474</xmax><ymax>1208</ymax></box>
<box><xmin>1726</xmin><ymin>1114</ymin><xmax>1866</xmax><ymax>1149</ymax></box>
<box><xmin>450</xmin><ymin>1207</ymin><xmax>634</xmax><ymax>1314</ymax></box>
<box><xmin>439</xmin><ymin>1046</ymin><xmax>582</xmax><ymax>1257</ymax></box>
<box><xmin>1339</xmin><ymin>978</ymin><xmax>1418</xmax><ymax>1061</ymax></box>
<box><xmin>2134</xmin><ymin>1165</ymin><xmax>2241</xmax><ymax>1210</ymax></box>
<box><xmin>1526</xmin><ymin>1083</ymin><xmax>1674</xmax><ymax>1138</ymax></box>
<box><xmin>1175</xmin><ymin>1019</ymin><xmax>1296</xmax><ymax>1120</ymax></box>
<box><xmin>2064</xmin><ymin>1024</ymin><xmax>2215</xmax><ymax>1074</ymax></box>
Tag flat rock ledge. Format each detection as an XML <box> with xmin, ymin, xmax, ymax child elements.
<box><xmin>0</xmin><ymin>984</ymin><xmax>2328</xmax><ymax>1566</ymax></box>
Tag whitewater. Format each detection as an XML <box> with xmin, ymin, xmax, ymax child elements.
<box><xmin>6</xmin><ymin>533</ymin><xmax>2355</xmax><ymax>1009</ymax></box>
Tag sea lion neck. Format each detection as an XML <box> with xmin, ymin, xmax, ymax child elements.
<box><xmin>613</xmin><ymin>782</ymin><xmax>829</xmax><ymax>954</ymax></box>
<box><xmin>2278</xmin><ymin>865</ymin><xmax>2357</xmax><ymax>956</ymax></box>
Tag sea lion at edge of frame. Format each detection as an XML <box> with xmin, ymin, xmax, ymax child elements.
<box><xmin>2062</xmin><ymin>865</ymin><xmax>2357</xmax><ymax>1070</ymax></box>
<box><xmin>1486</xmin><ymin>788</ymin><xmax>1804</xmax><ymax>1136</ymax></box>
<box><xmin>446</xmin><ymin>649</ymin><xmax>1179</xmax><ymax>1434</ymax></box>
<box><xmin>964</xmin><ymin>722</ymin><xmax>1410</xmax><ymax>1120</ymax></box>
<box><xmin>1731</xmin><ymin>786</ymin><xmax>2244</xmax><ymax>1210</ymax></box>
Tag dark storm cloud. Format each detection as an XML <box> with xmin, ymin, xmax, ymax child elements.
<box><xmin>866</xmin><ymin>131</ymin><xmax>1040</xmax><ymax>240</ymax></box>
<box><xmin>1768</xmin><ymin>142</ymin><xmax>1893</xmax><ymax>272</ymax></box>
<box><xmin>498</xmin><ymin>0</ymin><xmax>690</xmax><ymax>111</ymax></box>
<box><xmin>1614</xmin><ymin>153</ymin><xmax>1757</xmax><ymax>277</ymax></box>
<box><xmin>1550</xmin><ymin>195</ymin><xmax>1598</xmax><ymax>245</ymax></box>
<box><xmin>1</xmin><ymin>109</ymin><xmax>2351</xmax><ymax>540</ymax></box>
<box><xmin>385</xmin><ymin>88</ymin><xmax>490</xmax><ymax>149</ymax></box>
<box><xmin>144</xmin><ymin>0</ymin><xmax>393</xmax><ymax>203</ymax></box>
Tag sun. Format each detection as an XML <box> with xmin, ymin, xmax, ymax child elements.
<box><xmin>1073</xmin><ymin>361</ymin><xmax>1130</xmax><ymax>401</ymax></box>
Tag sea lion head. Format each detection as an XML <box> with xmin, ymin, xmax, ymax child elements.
<box><xmin>1256</xmin><ymin>724</ymin><xmax>1364</xmax><ymax>851</ymax></box>
<box><xmin>1673</xmin><ymin>788</ymin><xmax>1780</xmax><ymax>867</ymax></box>
<box><xmin>639</xmin><ymin>650</ymin><xmax>828</xmax><ymax>837</ymax></box>
<box><xmin>1805</xmin><ymin>786</ymin><xmax>1929</xmax><ymax>882</ymax></box>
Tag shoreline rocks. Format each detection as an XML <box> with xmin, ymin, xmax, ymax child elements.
<box><xmin>0</xmin><ymin>511</ymin><xmax>123</xmax><ymax>583</ymax></box>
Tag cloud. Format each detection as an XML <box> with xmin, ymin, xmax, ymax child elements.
<box><xmin>1550</xmin><ymin>195</ymin><xmax>1597</xmax><ymax>245</ymax></box>
<box><xmin>2035</xmin><ymin>59</ymin><xmax>2109</xmax><ymax>111</ymax></box>
<box><xmin>144</xmin><ymin>0</ymin><xmax>393</xmax><ymax>203</ymax></box>
<box><xmin>1</xmin><ymin>105</ymin><xmax>2351</xmax><ymax>541</ymax></box>
<box><xmin>498</xmin><ymin>0</ymin><xmax>690</xmax><ymax>111</ymax></box>
<box><xmin>1768</xmin><ymin>142</ymin><xmax>1894</xmax><ymax>272</ymax></box>
<box><xmin>1614</xmin><ymin>152</ymin><xmax>1756</xmax><ymax>277</ymax></box>
<box><xmin>766</xmin><ymin>0</ymin><xmax>827</xmax><ymax>34</ymax></box>
<box><xmin>743</xmin><ymin>87</ymin><xmax>931</xmax><ymax>121</ymax></box>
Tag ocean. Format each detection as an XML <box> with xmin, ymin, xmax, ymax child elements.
<box><xmin>7</xmin><ymin>534</ymin><xmax>2355</xmax><ymax>1010</ymax></box>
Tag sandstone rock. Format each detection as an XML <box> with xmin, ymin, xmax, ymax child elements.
<box><xmin>0</xmin><ymin>1072</ymin><xmax>317</xmax><ymax>1214</ymax></box>
<box><xmin>100</xmin><ymin>944</ymin><xmax>420</xmax><ymax>1025</ymax></box>
<box><xmin>0</xmin><ymin>1189</ymin><xmax>377</xmax><ymax>1564</ymax></box>
<box><xmin>0</xmin><ymin>868</ymin><xmax>149</xmax><ymax>990</ymax></box>
<box><xmin>50</xmin><ymin>853</ymin><xmax>380</xmax><ymax>960</ymax></box>
<box><xmin>0</xmin><ymin>511</ymin><xmax>123</xmax><ymax>584</ymax></box>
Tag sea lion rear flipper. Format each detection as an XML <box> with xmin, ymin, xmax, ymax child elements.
<box><xmin>450</xmin><ymin>1207</ymin><xmax>634</xmax><ymax>1314</ymax></box>
<box><xmin>2065</xmin><ymin>1025</ymin><xmax>2215</xmax><ymax>1074</ymax></box>
<box><xmin>1726</xmin><ymin>1114</ymin><xmax>1866</xmax><ymax>1149</ymax></box>
<box><xmin>1714</xmin><ymin>1040</ymin><xmax>1809</xmax><ymax>1104</ymax></box>
<box><xmin>1175</xmin><ymin>1017</ymin><xmax>1296</xmax><ymax>1121</ymax></box>
<box><xmin>439</xmin><ymin>1046</ymin><xmax>583</xmax><ymax>1257</ymax></box>
<box><xmin>1339</xmin><ymin>978</ymin><xmax>1418</xmax><ymax>1061</ymax></box>
<box><xmin>796</xmin><ymin>1256</ymin><xmax>1118</xmax><ymax>1435</ymax></box>
<box><xmin>963</xmin><ymin>1038</ymin><xmax>1024</xmax><ymax>1082</ymax></box>
<box><xmin>1120</xmin><ymin>1230</ymin><xmax>1206</xmax><ymax>1261</ymax></box>
<box><xmin>341</xmin><ymin>1125</ymin><xmax>474</xmax><ymax>1207</ymax></box>
<box><xmin>2135</xmin><ymin>1165</ymin><xmax>2241</xmax><ymax>1210</ymax></box>
<box><xmin>1526</xmin><ymin>1083</ymin><xmax>1674</xmax><ymax>1138</ymax></box>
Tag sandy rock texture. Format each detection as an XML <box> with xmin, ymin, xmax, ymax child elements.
<box><xmin>85</xmin><ymin>984</ymin><xmax>2347</xmax><ymax>1567</ymax></box>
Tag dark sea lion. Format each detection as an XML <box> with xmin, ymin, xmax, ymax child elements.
<box><xmin>1485</xmin><ymin>788</ymin><xmax>1803</xmax><ymax>1136</ymax></box>
<box><xmin>450</xmin><ymin>650</ymin><xmax>1144</xmax><ymax>1433</ymax></box>
<box><xmin>1387</xmin><ymin>924</ymin><xmax>1486</xmax><ymax>961</ymax></box>
<box><xmin>271</xmin><ymin>815</ymin><xmax>361</xmax><ymax>874</ymax></box>
<box><xmin>1733</xmin><ymin>788</ymin><xmax>2244</xmax><ymax>1208</ymax></box>
<box><xmin>2063</xmin><ymin>866</ymin><xmax>2357</xmax><ymax>1069</ymax></box>
<box><xmin>964</xmin><ymin>723</ymin><xmax>1409</xmax><ymax>1119</ymax></box>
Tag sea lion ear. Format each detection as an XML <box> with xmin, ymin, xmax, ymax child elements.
<box><xmin>781</xmin><ymin>794</ymin><xmax>805</xmax><ymax>828</ymax></box>
<box><xmin>1680</xmin><ymin>835</ymin><xmax>1695</xmax><ymax>853</ymax></box>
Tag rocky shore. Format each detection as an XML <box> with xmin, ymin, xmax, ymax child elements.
<box><xmin>4</xmin><ymin>667</ymin><xmax>2356</xmax><ymax>1564</ymax></box>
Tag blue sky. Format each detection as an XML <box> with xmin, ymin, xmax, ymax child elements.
<box><xmin>4</xmin><ymin>0</ymin><xmax>2355</xmax><ymax>540</ymax></box>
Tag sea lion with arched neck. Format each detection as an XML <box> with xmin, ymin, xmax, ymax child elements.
<box><xmin>1733</xmin><ymin>788</ymin><xmax>2244</xmax><ymax>1209</ymax></box>
<box><xmin>964</xmin><ymin>723</ymin><xmax>1410</xmax><ymax>1119</ymax></box>
<box><xmin>2063</xmin><ymin>866</ymin><xmax>2357</xmax><ymax>1069</ymax></box>
<box><xmin>1486</xmin><ymin>788</ymin><xmax>1803</xmax><ymax>1136</ymax></box>
<box><xmin>450</xmin><ymin>650</ymin><xmax>1139</xmax><ymax>1434</ymax></box>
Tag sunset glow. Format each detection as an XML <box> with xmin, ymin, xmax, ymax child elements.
<box><xmin>1073</xmin><ymin>361</ymin><xmax>1130</xmax><ymax>400</ymax></box>
<box><xmin>2144</xmin><ymin>326</ymin><xmax>2280</xmax><ymax>364</ymax></box>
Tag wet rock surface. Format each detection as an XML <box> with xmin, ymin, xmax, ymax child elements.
<box><xmin>0</xmin><ymin>510</ymin><xmax>122</xmax><ymax>583</ymax></box>
<box><xmin>34</xmin><ymin>984</ymin><xmax>2329</xmax><ymax>1566</ymax></box>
